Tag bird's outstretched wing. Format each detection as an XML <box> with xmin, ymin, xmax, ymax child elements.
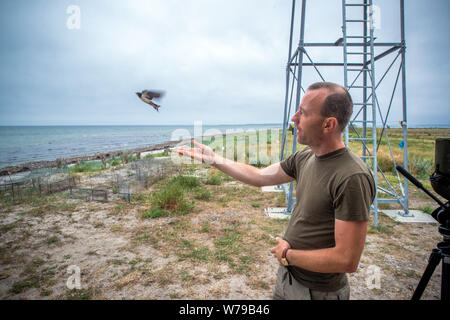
<box><xmin>143</xmin><ymin>90</ymin><xmax>164</xmax><ymax>100</ymax></box>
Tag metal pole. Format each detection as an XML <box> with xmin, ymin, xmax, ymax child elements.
<box><xmin>281</xmin><ymin>0</ymin><xmax>297</xmax><ymax>162</ymax></box>
<box><xmin>342</xmin><ymin>0</ymin><xmax>349</xmax><ymax>146</ymax></box>
<box><xmin>362</xmin><ymin>0</ymin><xmax>368</xmax><ymax>161</ymax></box>
<box><xmin>400</xmin><ymin>0</ymin><xmax>409</xmax><ymax>215</ymax></box>
<box><xmin>369</xmin><ymin>0</ymin><xmax>378</xmax><ymax>227</ymax></box>
<box><xmin>287</xmin><ymin>0</ymin><xmax>307</xmax><ymax>213</ymax></box>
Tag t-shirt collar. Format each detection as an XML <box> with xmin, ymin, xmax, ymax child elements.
<box><xmin>315</xmin><ymin>147</ymin><xmax>347</xmax><ymax>160</ymax></box>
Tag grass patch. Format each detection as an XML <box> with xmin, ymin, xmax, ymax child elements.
<box><xmin>367</xmin><ymin>224</ymin><xmax>394</xmax><ymax>235</ymax></box>
<box><xmin>0</xmin><ymin>221</ymin><xmax>21</xmax><ymax>234</ymax></box>
<box><xmin>110</xmin><ymin>203</ymin><xmax>132</xmax><ymax>215</ymax></box>
<box><xmin>408</xmin><ymin>154</ymin><xmax>433</xmax><ymax>179</ymax></box>
<box><xmin>177</xmin><ymin>240</ymin><xmax>213</xmax><ymax>262</ymax></box>
<box><xmin>44</xmin><ymin>236</ymin><xmax>60</xmax><ymax>245</ymax></box>
<box><xmin>143</xmin><ymin>150</ymin><xmax>169</xmax><ymax>159</ymax></box>
<box><xmin>141</xmin><ymin>176</ymin><xmax>198</xmax><ymax>219</ymax></box>
<box><xmin>69</xmin><ymin>161</ymin><xmax>103</xmax><ymax>174</ymax></box>
<box><xmin>212</xmin><ymin>223</ymin><xmax>252</xmax><ymax>271</ymax></box>
<box><xmin>419</xmin><ymin>204</ymin><xmax>434</xmax><ymax>215</ymax></box>
<box><xmin>66</xmin><ymin>288</ymin><xmax>93</xmax><ymax>300</ymax></box>
<box><xmin>10</xmin><ymin>277</ymin><xmax>40</xmax><ymax>294</ymax></box>
<box><xmin>167</xmin><ymin>175</ymin><xmax>201</xmax><ymax>190</ymax></box>
<box><xmin>200</xmin><ymin>221</ymin><xmax>211</xmax><ymax>233</ymax></box>
<box><xmin>151</xmin><ymin>184</ymin><xmax>194</xmax><ymax>215</ymax></box>
<box><xmin>193</xmin><ymin>187</ymin><xmax>212</xmax><ymax>200</ymax></box>
<box><xmin>9</xmin><ymin>258</ymin><xmax>55</xmax><ymax>295</ymax></box>
<box><xmin>141</xmin><ymin>206</ymin><xmax>170</xmax><ymax>219</ymax></box>
<box><xmin>205</xmin><ymin>176</ymin><xmax>222</xmax><ymax>185</ymax></box>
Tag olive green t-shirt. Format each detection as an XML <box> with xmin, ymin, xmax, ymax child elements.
<box><xmin>280</xmin><ymin>147</ymin><xmax>375</xmax><ymax>292</ymax></box>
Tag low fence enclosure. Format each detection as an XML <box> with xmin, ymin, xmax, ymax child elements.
<box><xmin>0</xmin><ymin>156</ymin><xmax>174</xmax><ymax>204</ymax></box>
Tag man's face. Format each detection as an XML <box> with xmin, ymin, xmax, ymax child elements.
<box><xmin>290</xmin><ymin>89</ymin><xmax>327</xmax><ymax>146</ymax></box>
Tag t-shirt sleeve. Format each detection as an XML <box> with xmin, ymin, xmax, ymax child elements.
<box><xmin>333</xmin><ymin>173</ymin><xmax>375</xmax><ymax>221</ymax></box>
<box><xmin>280</xmin><ymin>152</ymin><xmax>298</xmax><ymax>179</ymax></box>
<box><xmin>279</xmin><ymin>147</ymin><xmax>312</xmax><ymax>180</ymax></box>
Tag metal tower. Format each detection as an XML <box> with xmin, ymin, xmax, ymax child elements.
<box><xmin>280</xmin><ymin>0</ymin><xmax>409</xmax><ymax>227</ymax></box>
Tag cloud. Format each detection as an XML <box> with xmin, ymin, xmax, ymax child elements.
<box><xmin>0</xmin><ymin>0</ymin><xmax>448</xmax><ymax>126</ymax></box>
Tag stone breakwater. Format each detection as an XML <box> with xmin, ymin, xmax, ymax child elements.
<box><xmin>0</xmin><ymin>139</ymin><xmax>191</xmax><ymax>176</ymax></box>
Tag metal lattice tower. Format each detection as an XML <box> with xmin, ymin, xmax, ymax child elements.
<box><xmin>280</xmin><ymin>0</ymin><xmax>409</xmax><ymax>227</ymax></box>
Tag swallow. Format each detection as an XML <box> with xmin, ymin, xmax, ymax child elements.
<box><xmin>136</xmin><ymin>90</ymin><xmax>165</xmax><ymax>112</ymax></box>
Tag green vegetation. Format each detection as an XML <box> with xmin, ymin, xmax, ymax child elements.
<box><xmin>167</xmin><ymin>175</ymin><xmax>201</xmax><ymax>190</ymax></box>
<box><xmin>367</xmin><ymin>224</ymin><xmax>395</xmax><ymax>235</ymax></box>
<box><xmin>205</xmin><ymin>175</ymin><xmax>222</xmax><ymax>185</ymax></box>
<box><xmin>9</xmin><ymin>258</ymin><xmax>57</xmax><ymax>295</ymax></box>
<box><xmin>44</xmin><ymin>235</ymin><xmax>60</xmax><ymax>245</ymax></box>
<box><xmin>193</xmin><ymin>187</ymin><xmax>212</xmax><ymax>200</ymax></box>
<box><xmin>66</xmin><ymin>288</ymin><xmax>93</xmax><ymax>300</ymax></box>
<box><xmin>419</xmin><ymin>204</ymin><xmax>434</xmax><ymax>215</ymax></box>
<box><xmin>140</xmin><ymin>175</ymin><xmax>202</xmax><ymax>219</ymax></box>
<box><xmin>69</xmin><ymin>161</ymin><xmax>103</xmax><ymax>173</ymax></box>
<box><xmin>143</xmin><ymin>150</ymin><xmax>169</xmax><ymax>159</ymax></box>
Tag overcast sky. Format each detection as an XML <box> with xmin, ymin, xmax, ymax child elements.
<box><xmin>0</xmin><ymin>0</ymin><xmax>449</xmax><ymax>126</ymax></box>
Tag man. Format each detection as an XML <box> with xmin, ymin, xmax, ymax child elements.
<box><xmin>176</xmin><ymin>82</ymin><xmax>375</xmax><ymax>300</ymax></box>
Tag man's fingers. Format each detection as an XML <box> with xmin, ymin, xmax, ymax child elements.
<box><xmin>176</xmin><ymin>147</ymin><xmax>196</xmax><ymax>155</ymax></box>
<box><xmin>192</xmin><ymin>139</ymin><xmax>204</xmax><ymax>149</ymax></box>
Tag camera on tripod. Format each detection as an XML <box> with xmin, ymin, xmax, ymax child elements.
<box><xmin>396</xmin><ymin>137</ymin><xmax>449</xmax><ymax>300</ymax></box>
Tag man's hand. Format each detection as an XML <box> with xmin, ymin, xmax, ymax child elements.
<box><xmin>270</xmin><ymin>237</ymin><xmax>291</xmax><ymax>265</ymax></box>
<box><xmin>175</xmin><ymin>139</ymin><xmax>218</xmax><ymax>165</ymax></box>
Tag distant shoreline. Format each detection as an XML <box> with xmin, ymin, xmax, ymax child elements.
<box><xmin>0</xmin><ymin>124</ymin><xmax>449</xmax><ymax>128</ymax></box>
<box><xmin>1</xmin><ymin>127</ymin><xmax>448</xmax><ymax>176</ymax></box>
<box><xmin>0</xmin><ymin>139</ymin><xmax>188</xmax><ymax>176</ymax></box>
<box><xmin>0</xmin><ymin>127</ymin><xmax>276</xmax><ymax>175</ymax></box>
<box><xmin>0</xmin><ymin>123</ymin><xmax>283</xmax><ymax>127</ymax></box>
<box><xmin>0</xmin><ymin>125</ymin><xmax>282</xmax><ymax>174</ymax></box>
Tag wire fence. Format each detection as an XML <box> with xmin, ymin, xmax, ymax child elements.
<box><xmin>0</xmin><ymin>156</ymin><xmax>177</xmax><ymax>204</ymax></box>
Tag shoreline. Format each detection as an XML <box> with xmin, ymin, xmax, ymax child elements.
<box><xmin>0</xmin><ymin>139</ymin><xmax>190</xmax><ymax>176</ymax></box>
<box><xmin>2</xmin><ymin>126</ymin><xmax>448</xmax><ymax>176</ymax></box>
<box><xmin>0</xmin><ymin>126</ymin><xmax>283</xmax><ymax>176</ymax></box>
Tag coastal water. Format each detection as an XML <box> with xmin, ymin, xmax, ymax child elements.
<box><xmin>0</xmin><ymin>124</ymin><xmax>281</xmax><ymax>168</ymax></box>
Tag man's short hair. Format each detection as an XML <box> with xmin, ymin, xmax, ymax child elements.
<box><xmin>307</xmin><ymin>82</ymin><xmax>353</xmax><ymax>132</ymax></box>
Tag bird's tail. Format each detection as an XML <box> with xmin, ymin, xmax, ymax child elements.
<box><xmin>148</xmin><ymin>101</ymin><xmax>161</xmax><ymax>112</ymax></box>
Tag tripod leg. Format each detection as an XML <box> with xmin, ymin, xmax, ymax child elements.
<box><xmin>412</xmin><ymin>249</ymin><xmax>441</xmax><ymax>300</ymax></box>
<box><xmin>441</xmin><ymin>253</ymin><xmax>450</xmax><ymax>300</ymax></box>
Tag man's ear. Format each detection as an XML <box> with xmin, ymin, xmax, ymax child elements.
<box><xmin>323</xmin><ymin>117</ymin><xmax>339</xmax><ymax>132</ymax></box>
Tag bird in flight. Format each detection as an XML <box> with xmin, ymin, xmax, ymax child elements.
<box><xmin>136</xmin><ymin>90</ymin><xmax>165</xmax><ymax>112</ymax></box>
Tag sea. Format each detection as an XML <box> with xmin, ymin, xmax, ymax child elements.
<box><xmin>0</xmin><ymin>124</ymin><xmax>282</xmax><ymax>168</ymax></box>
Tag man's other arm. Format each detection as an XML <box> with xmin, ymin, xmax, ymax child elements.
<box><xmin>273</xmin><ymin>219</ymin><xmax>368</xmax><ymax>273</ymax></box>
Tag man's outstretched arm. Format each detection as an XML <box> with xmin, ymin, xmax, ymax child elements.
<box><xmin>175</xmin><ymin>139</ymin><xmax>294</xmax><ymax>187</ymax></box>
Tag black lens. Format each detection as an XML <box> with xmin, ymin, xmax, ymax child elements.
<box><xmin>431</xmin><ymin>138</ymin><xmax>450</xmax><ymax>201</ymax></box>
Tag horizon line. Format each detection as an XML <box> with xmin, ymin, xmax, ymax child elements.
<box><xmin>0</xmin><ymin>123</ymin><xmax>449</xmax><ymax>128</ymax></box>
